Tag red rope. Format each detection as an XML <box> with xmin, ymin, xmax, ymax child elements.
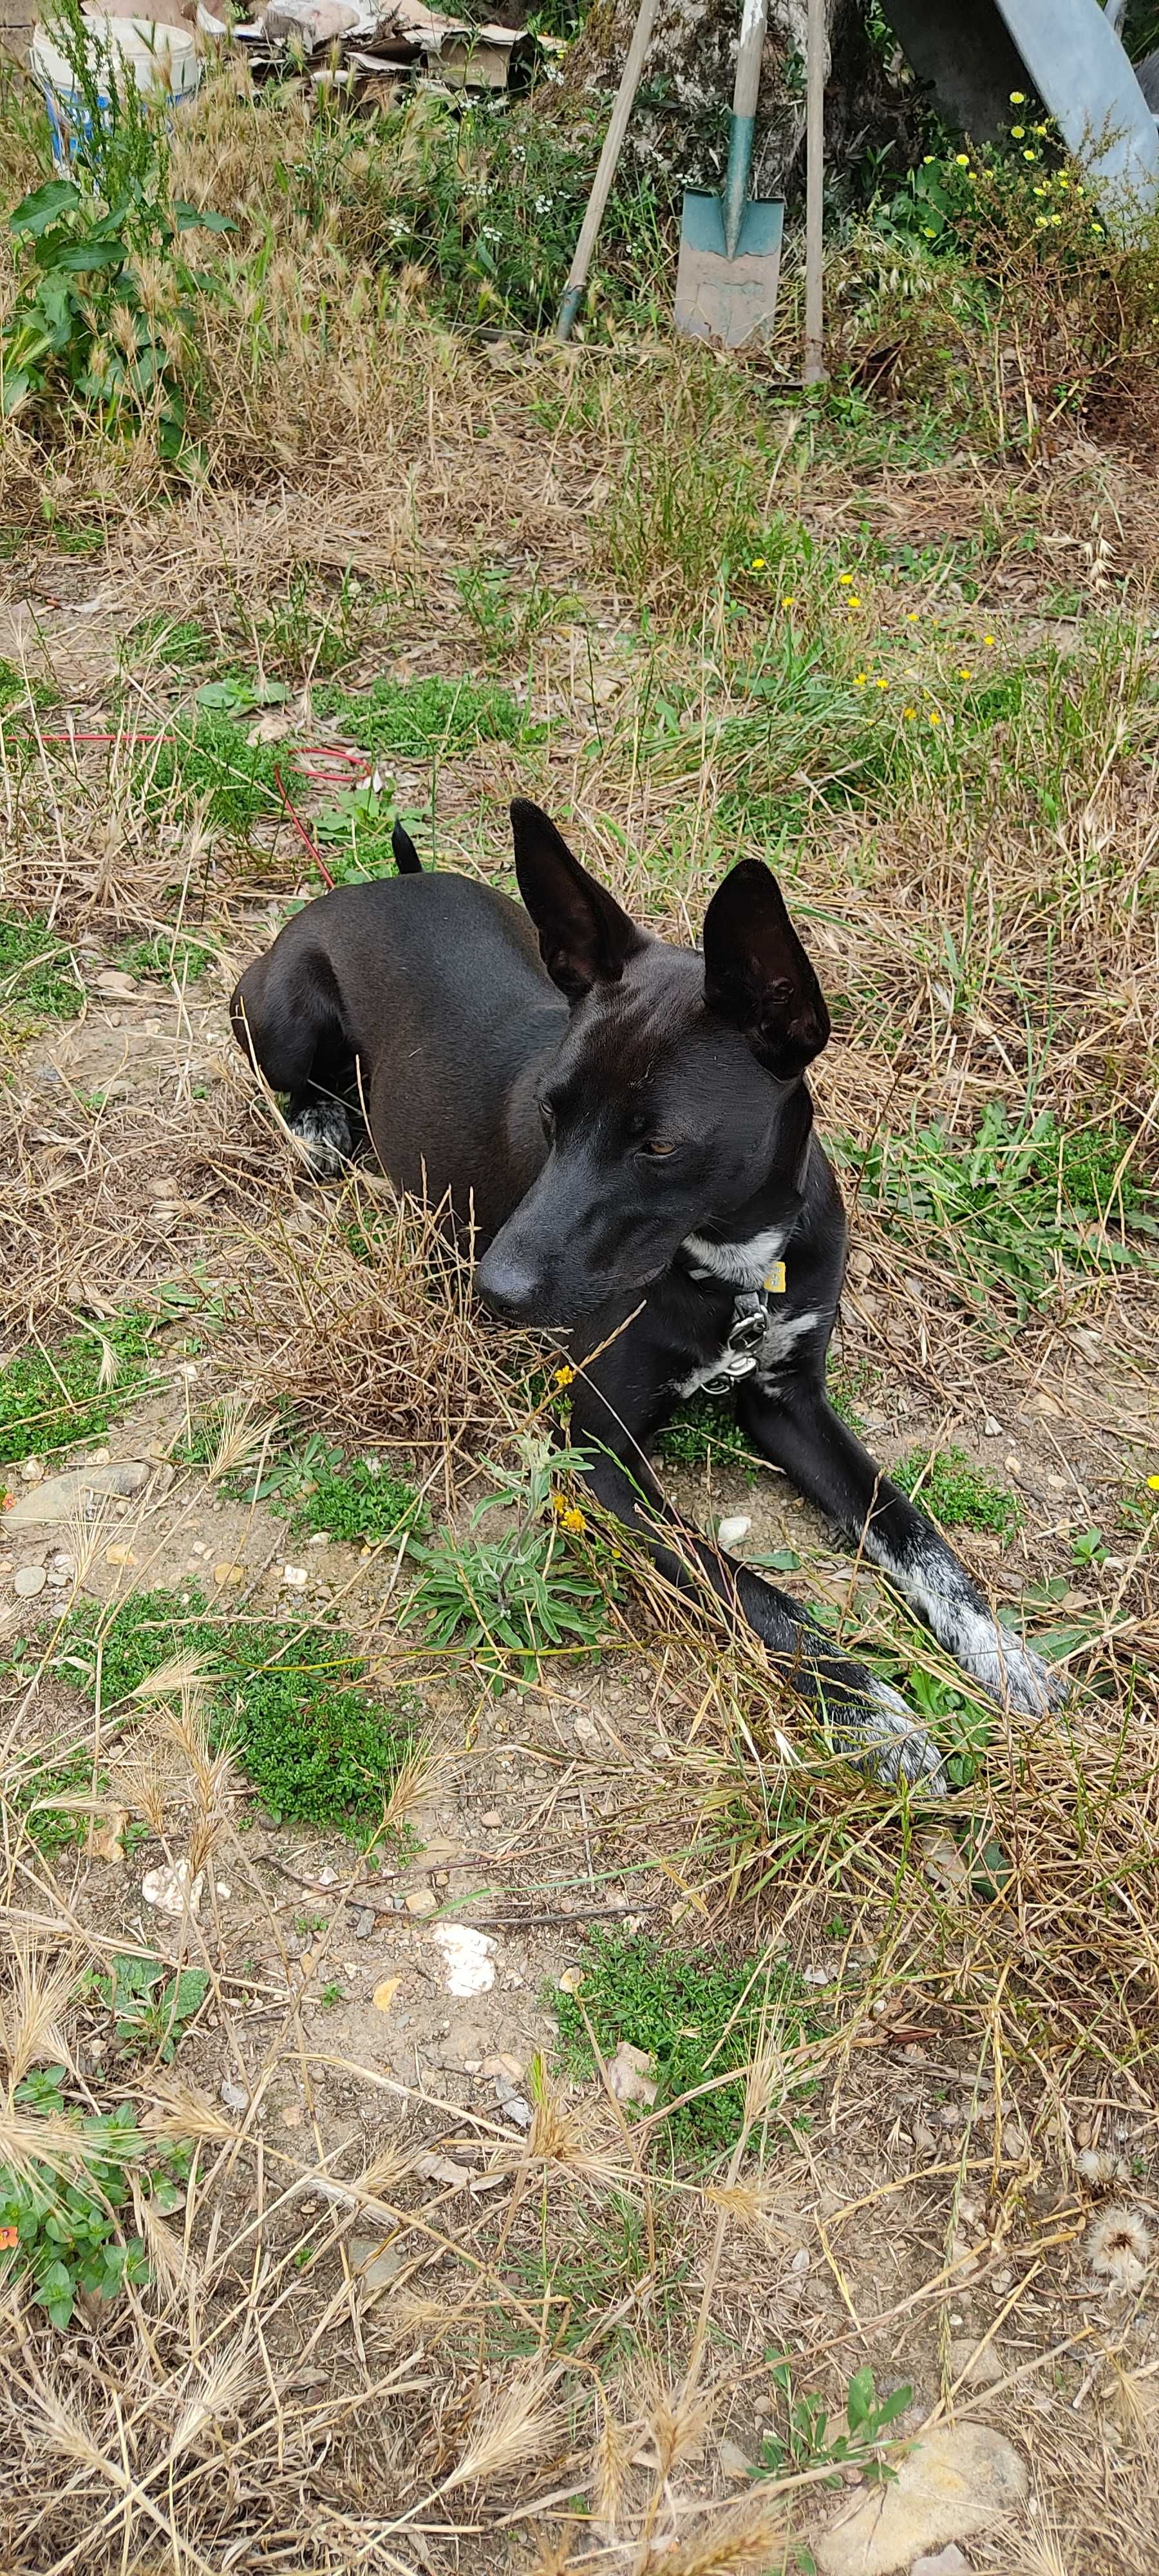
<box><xmin>274</xmin><ymin>763</ymin><xmax>334</xmax><ymax>889</ymax></box>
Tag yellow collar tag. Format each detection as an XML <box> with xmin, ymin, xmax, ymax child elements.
<box><xmin>764</xmin><ymin>1263</ymin><xmax>787</xmax><ymax>1294</ymax></box>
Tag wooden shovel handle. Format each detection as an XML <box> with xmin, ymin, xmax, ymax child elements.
<box><xmin>555</xmin><ymin>0</ymin><xmax>659</xmax><ymax>342</ymax></box>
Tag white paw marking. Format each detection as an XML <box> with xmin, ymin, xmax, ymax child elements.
<box><xmin>869</xmin><ymin>1535</ymin><xmax>1064</xmax><ymax>1715</ymax></box>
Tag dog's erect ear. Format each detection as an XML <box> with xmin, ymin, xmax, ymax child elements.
<box><xmin>702</xmin><ymin>859</ymin><xmax>831</xmax><ymax>1078</ymax></box>
<box><xmin>511</xmin><ymin>799</ymin><xmax>645</xmax><ymax>1000</ymax></box>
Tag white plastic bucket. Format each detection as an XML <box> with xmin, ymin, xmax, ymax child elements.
<box><xmin>30</xmin><ymin>17</ymin><xmax>201</xmax><ymax>163</ymax></box>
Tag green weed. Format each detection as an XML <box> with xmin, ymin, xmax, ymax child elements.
<box><xmin>892</xmin><ymin>1444</ymin><xmax>1023</xmax><ymax>1535</ymax></box>
<box><xmin>504</xmin><ymin>2193</ymin><xmax>686</xmax><ymax>2360</ymax></box>
<box><xmin>0</xmin><ymin>2066</ymin><xmax>185</xmax><ymax>2330</ymax></box>
<box><xmin>292</xmin><ymin>1453</ymin><xmax>424</xmax><ymax>1548</ymax></box>
<box><xmin>555</xmin><ymin>1930</ymin><xmax>816</xmax><ymax>2161</ymax></box>
<box><xmin>119</xmin><ymin>930</ymin><xmax>214</xmax><ymax>981</ymax></box>
<box><xmin>0</xmin><ymin>909</ymin><xmax>80</xmax><ymax>1029</ymax></box>
<box><xmin>315</xmin><ymin>671</ymin><xmax>525</xmax><ymax>762</ymax></box>
<box><xmin>0</xmin><ymin>656</ymin><xmax>57</xmax><ymax>713</ymax></box>
<box><xmin>93</xmin><ymin>1955</ymin><xmax>209</xmax><ymax>2063</ymax></box>
<box><xmin>751</xmin><ymin>2353</ymin><xmax>912</xmax><ymax>2487</ymax></box>
<box><xmin>60</xmin><ymin>1587</ymin><xmax>419</xmax><ymax>1840</ymax></box>
<box><xmin>837</xmin><ymin>1104</ymin><xmax>1158</xmax><ymax>1318</ymax></box>
<box><xmin>655</xmin><ymin>1394</ymin><xmax>760</xmax><ymax>1476</ymax></box>
<box><xmin>130</xmin><ymin>614</ymin><xmax>212</xmax><ymax>667</ymax></box>
<box><xmin>0</xmin><ymin>1313</ymin><xmax>158</xmax><ymax>1468</ymax></box>
<box><xmin>399</xmin><ymin>1441</ymin><xmax>607</xmax><ymax>1692</ymax></box>
<box><xmin>142</xmin><ymin>711</ymin><xmax>288</xmax><ymax>837</ymax></box>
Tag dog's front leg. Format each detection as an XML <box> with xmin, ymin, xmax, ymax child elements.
<box><xmin>737</xmin><ymin>1378</ymin><xmax>1063</xmax><ymax>1719</ymax></box>
<box><xmin>565</xmin><ymin>1374</ymin><xmax>949</xmax><ymax>1792</ymax></box>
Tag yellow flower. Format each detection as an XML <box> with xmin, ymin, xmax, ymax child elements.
<box><xmin>1092</xmin><ymin>223</ymin><xmax>1105</xmax><ymax>238</ymax></box>
<box><xmin>838</xmin><ymin>572</ymin><xmax>853</xmax><ymax>584</ymax></box>
<box><xmin>983</xmin><ymin>633</ymin><xmax>995</xmax><ymax>645</ymax></box>
<box><xmin>923</xmin><ymin>155</ymin><xmax>935</xmax><ymax>166</ymax></box>
<box><xmin>780</xmin><ymin>594</ymin><xmax>796</xmax><ymax>607</ymax></box>
<box><xmin>751</xmin><ymin>556</ymin><xmax>767</xmax><ymax>570</ymax></box>
<box><xmin>1058</xmin><ymin>174</ymin><xmax>1069</xmax><ymax>190</ymax></box>
<box><xmin>1035</xmin><ymin>216</ymin><xmax>1049</xmax><ymax>229</ymax></box>
<box><xmin>955</xmin><ymin>153</ymin><xmax>969</xmax><ymax>166</ymax></box>
<box><xmin>928</xmin><ymin>709</ymin><xmax>941</xmax><ymax>725</ymax></box>
<box><xmin>1010</xmin><ymin>90</ymin><xmax>1026</xmax><ymax>105</ymax></box>
<box><xmin>853</xmin><ymin>672</ymin><xmax>868</xmax><ymax>687</ymax></box>
<box><xmin>902</xmin><ymin>706</ymin><xmax>916</xmax><ymax>719</ymax></box>
<box><xmin>957</xmin><ymin>666</ymin><xmax>972</xmax><ymax>678</ymax></box>
<box><xmin>906</xmin><ymin>609</ymin><xmax>918</xmax><ymax>621</ymax></box>
<box><xmin>1148</xmin><ymin>1475</ymin><xmax>1159</xmax><ymax>1492</ymax></box>
<box><xmin>847</xmin><ymin>596</ymin><xmax>862</xmax><ymax>609</ymax></box>
<box><xmin>554</xmin><ymin>1364</ymin><xmax>575</xmax><ymax>1387</ymax></box>
<box><xmin>923</xmin><ymin>226</ymin><xmax>936</xmax><ymax>238</ymax></box>
<box><xmin>1011</xmin><ymin>124</ymin><xmax>1025</xmax><ymax>138</ymax></box>
<box><xmin>561</xmin><ymin>1505</ymin><xmax>587</xmax><ymax>1535</ymax></box>
<box><xmin>1023</xmin><ymin>148</ymin><xmax>1037</xmax><ymax>162</ymax></box>
<box><xmin>1033</xmin><ymin>123</ymin><xmax>1048</xmax><ymax>137</ymax></box>
<box><xmin>874</xmin><ymin>677</ymin><xmax>887</xmax><ymax>689</ymax></box>
<box><xmin>1050</xmin><ymin>213</ymin><xmax>1061</xmax><ymax>227</ymax></box>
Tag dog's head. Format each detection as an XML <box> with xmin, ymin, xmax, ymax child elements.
<box><xmin>475</xmin><ymin>800</ymin><xmax>831</xmax><ymax>1328</ymax></box>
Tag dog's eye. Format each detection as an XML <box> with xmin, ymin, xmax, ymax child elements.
<box><xmin>538</xmin><ymin>1099</ymin><xmax>556</xmax><ymax>1137</ymax></box>
<box><xmin>642</xmin><ymin>1139</ymin><xmax>678</xmax><ymax>1158</ymax></box>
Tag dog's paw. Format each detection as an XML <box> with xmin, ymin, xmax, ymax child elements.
<box><xmin>288</xmin><ymin>1099</ymin><xmax>353</xmax><ymax>1180</ymax></box>
<box><xmin>959</xmin><ymin>1623</ymin><xmax>1068</xmax><ymax>1718</ymax></box>
<box><xmin>836</xmin><ymin>1676</ymin><xmax>952</xmax><ymax>1796</ymax></box>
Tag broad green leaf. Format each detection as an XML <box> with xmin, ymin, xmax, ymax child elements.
<box><xmin>10</xmin><ymin>178</ymin><xmax>80</xmax><ymax>236</ymax></box>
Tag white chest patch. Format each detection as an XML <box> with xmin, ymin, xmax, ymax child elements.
<box><xmin>682</xmin><ymin>1222</ymin><xmax>789</xmax><ymax>1291</ymax></box>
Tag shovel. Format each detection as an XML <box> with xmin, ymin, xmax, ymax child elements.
<box><xmin>674</xmin><ymin>0</ymin><xmax>783</xmax><ymax>349</ymax></box>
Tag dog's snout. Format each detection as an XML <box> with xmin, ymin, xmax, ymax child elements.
<box><xmin>476</xmin><ymin>1251</ymin><xmax>543</xmax><ymax>1323</ymax></box>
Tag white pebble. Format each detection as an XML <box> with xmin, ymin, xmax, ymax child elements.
<box><xmin>281</xmin><ymin>1564</ymin><xmax>308</xmax><ymax>1589</ymax></box>
<box><xmin>717</xmin><ymin>1515</ymin><xmax>751</xmax><ymax>1550</ymax></box>
<box><xmin>14</xmin><ymin>1565</ymin><xmax>46</xmax><ymax>1596</ymax></box>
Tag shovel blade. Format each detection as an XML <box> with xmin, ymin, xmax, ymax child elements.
<box><xmin>674</xmin><ymin>188</ymin><xmax>784</xmax><ymax>349</ymax></box>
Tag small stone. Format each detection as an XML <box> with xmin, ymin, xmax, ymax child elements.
<box><xmin>281</xmin><ymin>1564</ymin><xmax>308</xmax><ymax>1589</ymax></box>
<box><xmin>214</xmin><ymin>1561</ymin><xmax>246</xmax><ymax>1587</ymax></box>
<box><xmin>719</xmin><ymin>2438</ymin><xmax>752</xmax><ymax>2481</ymax></box>
<box><xmin>982</xmin><ymin>1416</ymin><xmax>1002</xmax><ymax>1438</ymax></box>
<box><xmin>912</xmin><ymin>2552</ymin><xmax>970</xmax><ymax>2576</ymax></box>
<box><xmin>13</xmin><ymin>1564</ymin><xmax>46</xmax><ymax>1596</ymax></box>
<box><xmin>605</xmin><ymin>2039</ymin><xmax>657</xmax><ymax>2108</ymax></box>
<box><xmin>142</xmin><ymin>1857</ymin><xmax>203</xmax><ymax>1918</ymax></box>
<box><xmin>404</xmin><ymin>1888</ymin><xmax>437</xmax><ymax>1917</ymax></box>
<box><xmin>19</xmin><ymin>1457</ymin><xmax>44</xmax><ymax>1483</ymax></box>
<box><xmin>572</xmin><ymin>1712</ymin><xmax>600</xmax><ymax>1751</ymax></box>
<box><xmin>106</xmin><ymin>1544</ymin><xmax>137</xmax><ymax>1567</ymax></box>
<box><xmin>948</xmin><ymin>2336</ymin><xmax>1001</xmax><ymax>2389</ymax></box>
<box><xmin>813</xmin><ymin>2425</ymin><xmax>1027</xmax><ymax>2576</ymax></box>
<box><xmin>95</xmin><ymin>968</ymin><xmax>139</xmax><ymax>999</ymax></box>
<box><xmin>352</xmin><ymin>1907</ymin><xmax>375</xmax><ymax>1939</ymax></box>
<box><xmin>372</xmin><ymin>1976</ymin><xmax>402</xmax><ymax>2013</ymax></box>
<box><xmin>463</xmin><ymin>2057</ymin><xmax>482</xmax><ymax>2074</ymax></box>
<box><xmin>717</xmin><ymin>1514</ymin><xmax>751</xmax><ymax>1550</ymax></box>
<box><xmin>499</xmin><ymin>2094</ymin><xmax>532</xmax><ymax>2129</ymax></box>
<box><xmin>220</xmin><ymin>2080</ymin><xmax>250</xmax><ymax>2115</ymax></box>
<box><xmin>46</xmin><ymin>1556</ymin><xmax>75</xmax><ymax>1587</ymax></box>
<box><xmin>480</xmin><ymin>1810</ymin><xmax>502</xmax><ymax>1829</ymax></box>
<box><xmin>349</xmin><ymin>2233</ymin><xmax>402</xmax><ymax>2295</ymax></box>
<box><xmin>790</xmin><ymin>2246</ymin><xmax>811</xmax><ymax>2273</ymax></box>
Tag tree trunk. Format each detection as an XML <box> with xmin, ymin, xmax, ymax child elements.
<box><xmin>559</xmin><ymin>0</ymin><xmax>865</xmax><ymax>198</ymax></box>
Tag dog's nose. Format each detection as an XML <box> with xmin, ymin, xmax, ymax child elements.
<box><xmin>476</xmin><ymin>1252</ymin><xmax>543</xmax><ymax>1322</ymax></box>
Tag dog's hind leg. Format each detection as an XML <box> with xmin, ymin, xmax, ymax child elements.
<box><xmin>739</xmin><ymin>1378</ymin><xmax>1064</xmax><ymax>1719</ymax></box>
<box><xmin>230</xmin><ymin>945</ymin><xmax>357</xmax><ymax>1178</ymax></box>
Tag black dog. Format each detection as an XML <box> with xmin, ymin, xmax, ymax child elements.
<box><xmin>231</xmin><ymin>800</ymin><xmax>1059</xmax><ymax>1790</ymax></box>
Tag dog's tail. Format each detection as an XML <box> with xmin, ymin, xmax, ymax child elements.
<box><xmin>391</xmin><ymin>820</ymin><xmax>423</xmax><ymax>876</ymax></box>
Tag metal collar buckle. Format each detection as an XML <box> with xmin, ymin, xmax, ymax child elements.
<box><xmin>699</xmin><ymin>1291</ymin><xmax>768</xmax><ymax>1396</ymax></box>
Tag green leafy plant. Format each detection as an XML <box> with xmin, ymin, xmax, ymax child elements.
<box><xmin>751</xmin><ymin>2354</ymin><xmax>912</xmax><ymax>2486</ymax></box>
<box><xmin>655</xmin><ymin>1392</ymin><xmax>761</xmax><ymax>1476</ymax></box>
<box><xmin>399</xmin><ymin>1439</ymin><xmax>607</xmax><ymax>1691</ymax></box>
<box><xmin>0</xmin><ymin>1312</ymin><xmax>158</xmax><ymax>1468</ymax></box>
<box><xmin>0</xmin><ymin>1</ymin><xmax>234</xmax><ymax>456</ymax></box>
<box><xmin>0</xmin><ymin>908</ymin><xmax>80</xmax><ymax>1029</ymax></box>
<box><xmin>119</xmin><ymin>929</ymin><xmax>214</xmax><ymax>981</ymax></box>
<box><xmin>0</xmin><ymin>656</ymin><xmax>58</xmax><ymax>714</ymax></box>
<box><xmin>94</xmin><ymin>1955</ymin><xmax>209</xmax><ymax>2062</ymax></box>
<box><xmin>291</xmin><ymin>1452</ymin><xmax>424</xmax><ymax>1548</ymax></box>
<box><xmin>892</xmin><ymin>1444</ymin><xmax>1023</xmax><ymax>1535</ymax></box>
<box><xmin>142</xmin><ymin>710</ymin><xmax>288</xmax><ymax>837</ymax></box>
<box><xmin>554</xmin><ymin>1931</ymin><xmax>816</xmax><ymax>2159</ymax></box>
<box><xmin>0</xmin><ymin>2067</ymin><xmax>184</xmax><ymax>2329</ymax></box>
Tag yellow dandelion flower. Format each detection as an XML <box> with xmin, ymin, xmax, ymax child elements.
<box><xmin>957</xmin><ymin>665</ymin><xmax>972</xmax><ymax>678</ymax></box>
<box><xmin>902</xmin><ymin>706</ymin><xmax>917</xmax><ymax>719</ymax></box>
<box><xmin>923</xmin><ymin>225</ymin><xmax>937</xmax><ymax>238</ymax></box>
<box><xmin>554</xmin><ymin>1364</ymin><xmax>575</xmax><ymax>1387</ymax></box>
<box><xmin>983</xmin><ymin>633</ymin><xmax>995</xmax><ymax>645</ymax></box>
<box><xmin>1148</xmin><ymin>1475</ymin><xmax>1159</xmax><ymax>1492</ymax></box>
<box><xmin>1033</xmin><ymin>122</ymin><xmax>1048</xmax><ymax>136</ymax></box>
<box><xmin>1010</xmin><ymin>90</ymin><xmax>1026</xmax><ymax>104</ymax></box>
<box><xmin>751</xmin><ymin>556</ymin><xmax>767</xmax><ymax>570</ymax></box>
<box><xmin>874</xmin><ymin>677</ymin><xmax>888</xmax><ymax>689</ymax></box>
<box><xmin>780</xmin><ymin>594</ymin><xmax>796</xmax><ymax>607</ymax></box>
<box><xmin>1035</xmin><ymin>215</ymin><xmax>1049</xmax><ymax>228</ymax></box>
<box><xmin>906</xmin><ymin>609</ymin><xmax>918</xmax><ymax>621</ymax></box>
<box><xmin>923</xmin><ymin>154</ymin><xmax>935</xmax><ymax>166</ymax></box>
<box><xmin>1011</xmin><ymin>124</ymin><xmax>1026</xmax><ymax>138</ymax></box>
<box><xmin>955</xmin><ymin>152</ymin><xmax>969</xmax><ymax>166</ymax></box>
<box><xmin>853</xmin><ymin>672</ymin><xmax>869</xmax><ymax>687</ymax></box>
<box><xmin>928</xmin><ymin>709</ymin><xmax>941</xmax><ymax>725</ymax></box>
<box><xmin>1050</xmin><ymin>213</ymin><xmax>1061</xmax><ymax>226</ymax></box>
<box><xmin>561</xmin><ymin>1505</ymin><xmax>587</xmax><ymax>1535</ymax></box>
<box><xmin>1058</xmin><ymin>173</ymin><xmax>1069</xmax><ymax>189</ymax></box>
<box><xmin>1023</xmin><ymin>148</ymin><xmax>1038</xmax><ymax>162</ymax></box>
<box><xmin>847</xmin><ymin>595</ymin><xmax>862</xmax><ymax>609</ymax></box>
<box><xmin>1092</xmin><ymin>223</ymin><xmax>1105</xmax><ymax>238</ymax></box>
<box><xmin>838</xmin><ymin>572</ymin><xmax>854</xmax><ymax>584</ymax></box>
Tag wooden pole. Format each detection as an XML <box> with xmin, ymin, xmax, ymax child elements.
<box><xmin>555</xmin><ymin>0</ymin><xmax>658</xmax><ymax>343</ymax></box>
<box><xmin>803</xmin><ymin>0</ymin><xmax>826</xmax><ymax>384</ymax></box>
